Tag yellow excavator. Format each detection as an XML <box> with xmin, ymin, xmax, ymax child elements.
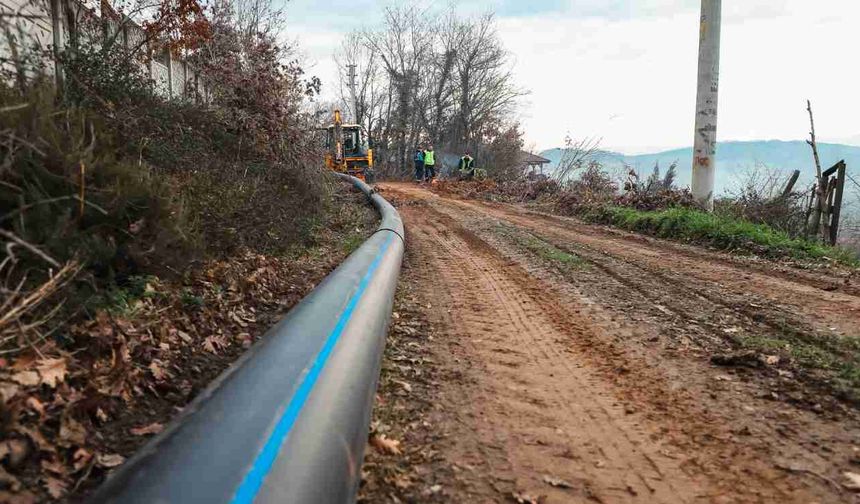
<box><xmin>324</xmin><ymin>110</ymin><xmax>374</xmax><ymax>182</ymax></box>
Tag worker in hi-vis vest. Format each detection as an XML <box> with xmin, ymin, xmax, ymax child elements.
<box><xmin>423</xmin><ymin>146</ymin><xmax>436</xmax><ymax>182</ymax></box>
<box><xmin>459</xmin><ymin>153</ymin><xmax>475</xmax><ymax>180</ymax></box>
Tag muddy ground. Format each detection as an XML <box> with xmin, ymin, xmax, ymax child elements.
<box><xmin>360</xmin><ymin>182</ymin><xmax>860</xmax><ymax>504</ymax></box>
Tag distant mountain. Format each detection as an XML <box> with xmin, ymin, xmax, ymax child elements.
<box><xmin>539</xmin><ymin>140</ymin><xmax>860</xmax><ymax>196</ymax></box>
<box><xmin>828</xmin><ymin>134</ymin><xmax>860</xmax><ymax>146</ymax></box>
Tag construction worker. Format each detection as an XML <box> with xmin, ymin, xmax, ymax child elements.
<box><xmin>459</xmin><ymin>152</ymin><xmax>475</xmax><ymax>180</ymax></box>
<box><xmin>423</xmin><ymin>146</ymin><xmax>436</xmax><ymax>182</ymax></box>
<box><xmin>413</xmin><ymin>148</ymin><xmax>425</xmax><ymax>182</ymax></box>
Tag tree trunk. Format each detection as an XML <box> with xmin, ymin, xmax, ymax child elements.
<box><xmin>805</xmin><ymin>100</ymin><xmax>826</xmax><ymax>240</ymax></box>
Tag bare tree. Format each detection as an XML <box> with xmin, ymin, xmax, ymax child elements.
<box><xmin>234</xmin><ymin>0</ymin><xmax>285</xmax><ymax>41</ymax></box>
<box><xmin>334</xmin><ymin>31</ymin><xmax>388</xmax><ymax>147</ymax></box>
<box><xmin>553</xmin><ymin>135</ymin><xmax>601</xmax><ymax>182</ymax></box>
<box><xmin>336</xmin><ymin>4</ymin><xmax>527</xmax><ymax>178</ymax></box>
<box><xmin>362</xmin><ymin>5</ymin><xmax>429</xmax><ymax>175</ymax></box>
<box><xmin>452</xmin><ymin>13</ymin><xmax>525</xmax><ymax>154</ymax></box>
<box><xmin>806</xmin><ymin>99</ymin><xmax>825</xmax><ymax>239</ymax></box>
<box><xmin>413</xmin><ymin>7</ymin><xmax>459</xmax><ymax>149</ymax></box>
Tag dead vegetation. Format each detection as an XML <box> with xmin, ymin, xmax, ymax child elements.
<box><xmin>0</xmin><ymin>187</ymin><xmax>375</xmax><ymax>502</ymax></box>
<box><xmin>0</xmin><ymin>0</ymin><xmax>368</xmax><ymax>499</ymax></box>
<box><xmin>715</xmin><ymin>164</ymin><xmax>811</xmax><ymax>237</ymax></box>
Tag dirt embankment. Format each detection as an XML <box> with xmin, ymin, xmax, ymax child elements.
<box><xmin>0</xmin><ymin>184</ymin><xmax>376</xmax><ymax>503</ymax></box>
<box><xmin>361</xmin><ymin>183</ymin><xmax>860</xmax><ymax>503</ymax></box>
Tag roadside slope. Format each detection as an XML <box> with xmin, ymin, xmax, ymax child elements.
<box><xmin>0</xmin><ymin>182</ymin><xmax>376</xmax><ymax>503</ymax></box>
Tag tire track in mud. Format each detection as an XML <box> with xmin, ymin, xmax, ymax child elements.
<box><xmin>420</xmin><ymin>194</ymin><xmax>860</xmax><ymax>408</ymax></box>
<box><xmin>409</xmin><ymin>209</ymin><xmax>701</xmax><ymax>503</ymax></box>
<box><xmin>400</xmin><ymin>202</ymin><xmax>841</xmax><ymax>503</ymax></box>
<box><xmin>427</xmin><ymin>220</ymin><xmax>686</xmax><ymax>496</ymax></box>
<box><xmin>400</xmin><ymin>186</ymin><xmax>860</xmax><ymax>339</ymax></box>
<box><xmin>496</xmin><ymin>216</ymin><xmax>843</xmax><ymax>361</ymax></box>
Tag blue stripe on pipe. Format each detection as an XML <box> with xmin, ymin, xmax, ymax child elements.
<box><xmin>230</xmin><ymin>233</ymin><xmax>396</xmax><ymax>504</ymax></box>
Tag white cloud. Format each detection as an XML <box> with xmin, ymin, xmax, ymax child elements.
<box><xmin>288</xmin><ymin>0</ymin><xmax>860</xmax><ymax>152</ymax></box>
<box><xmin>284</xmin><ymin>25</ymin><xmax>343</xmax><ymax>96</ymax></box>
<box><xmin>499</xmin><ymin>0</ymin><xmax>860</xmax><ymax>151</ymax></box>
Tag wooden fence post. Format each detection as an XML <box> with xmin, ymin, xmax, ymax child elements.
<box><xmin>829</xmin><ymin>161</ymin><xmax>847</xmax><ymax>246</ymax></box>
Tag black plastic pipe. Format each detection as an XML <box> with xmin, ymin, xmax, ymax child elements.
<box><xmin>89</xmin><ymin>175</ymin><xmax>404</xmax><ymax>504</ymax></box>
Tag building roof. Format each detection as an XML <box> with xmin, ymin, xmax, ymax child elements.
<box><xmin>519</xmin><ymin>151</ymin><xmax>551</xmax><ymax>165</ymax></box>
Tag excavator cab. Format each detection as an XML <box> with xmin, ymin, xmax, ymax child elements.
<box><xmin>324</xmin><ymin>110</ymin><xmax>374</xmax><ymax>182</ymax></box>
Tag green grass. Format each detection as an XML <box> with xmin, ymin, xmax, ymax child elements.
<box><xmin>737</xmin><ymin>331</ymin><xmax>860</xmax><ymax>401</ymax></box>
<box><xmin>342</xmin><ymin>233</ymin><xmax>367</xmax><ymax>255</ymax></box>
<box><xmin>86</xmin><ymin>275</ymin><xmax>162</xmax><ymax>315</ymax></box>
<box><xmin>180</xmin><ymin>288</ymin><xmax>205</xmax><ymax>309</ymax></box>
<box><xmin>581</xmin><ymin>206</ymin><xmax>859</xmax><ymax>266</ymax></box>
<box><xmin>492</xmin><ymin>223</ymin><xmax>587</xmax><ymax>271</ymax></box>
<box><xmin>521</xmin><ymin>235</ymin><xmax>586</xmax><ymax>269</ymax></box>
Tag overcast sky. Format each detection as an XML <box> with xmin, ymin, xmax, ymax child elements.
<box><xmin>284</xmin><ymin>0</ymin><xmax>859</xmax><ymax>154</ymax></box>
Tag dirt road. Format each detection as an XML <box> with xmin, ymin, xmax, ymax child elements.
<box><xmin>363</xmin><ymin>182</ymin><xmax>860</xmax><ymax>503</ymax></box>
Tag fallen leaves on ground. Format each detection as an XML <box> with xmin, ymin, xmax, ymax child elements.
<box><xmin>0</xmin><ymin>440</ymin><xmax>29</xmax><ymax>469</ymax></box>
<box><xmin>370</xmin><ymin>434</ymin><xmax>402</xmax><ymax>455</ymax></box>
<box><xmin>95</xmin><ymin>454</ymin><xmax>124</xmax><ymax>469</ymax></box>
<box><xmin>36</xmin><ymin>359</ymin><xmax>67</xmax><ymax>388</ymax></box>
<box><xmin>42</xmin><ymin>477</ymin><xmax>67</xmax><ymax>499</ymax></box>
<box><xmin>0</xmin><ymin>237</ymin><xmax>366</xmax><ymax>501</ymax></box>
<box><xmin>129</xmin><ymin>423</ymin><xmax>164</xmax><ymax>436</ymax></box>
<box><xmin>358</xmin><ymin>281</ymin><xmax>446</xmax><ymax>503</ymax></box>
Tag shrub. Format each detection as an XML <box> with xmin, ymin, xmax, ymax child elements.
<box><xmin>0</xmin><ymin>0</ymin><xmax>329</xmax><ymax>354</ymax></box>
<box><xmin>617</xmin><ymin>162</ymin><xmax>697</xmax><ymax>211</ymax></box>
<box><xmin>0</xmin><ymin>81</ymin><xmax>182</xmax><ymax>277</ymax></box>
<box><xmin>60</xmin><ymin>44</ymin><xmax>155</xmax><ymax>108</ymax></box>
<box><xmin>714</xmin><ymin>165</ymin><xmax>810</xmax><ymax>238</ymax></box>
<box><xmin>555</xmin><ymin>161</ymin><xmax>618</xmax><ymax>214</ymax></box>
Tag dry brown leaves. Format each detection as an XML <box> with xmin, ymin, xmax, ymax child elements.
<box><xmin>10</xmin><ymin>358</ymin><xmax>67</xmax><ymax>389</ymax></box>
<box><xmin>844</xmin><ymin>471</ymin><xmax>860</xmax><ymax>492</ymax></box>
<box><xmin>129</xmin><ymin>423</ymin><xmax>164</xmax><ymax>436</ymax></box>
<box><xmin>0</xmin><ymin>247</ymin><xmax>345</xmax><ymax>501</ymax></box>
<box><xmin>369</xmin><ymin>434</ymin><xmax>402</xmax><ymax>455</ymax></box>
<box><xmin>359</xmin><ymin>280</ymin><xmax>451</xmax><ymax>503</ymax></box>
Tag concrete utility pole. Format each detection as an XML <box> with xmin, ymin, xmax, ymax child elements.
<box><xmin>346</xmin><ymin>64</ymin><xmax>359</xmax><ymax>123</ymax></box>
<box><xmin>691</xmin><ymin>0</ymin><xmax>722</xmax><ymax>211</ymax></box>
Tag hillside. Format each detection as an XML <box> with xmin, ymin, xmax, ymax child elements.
<box><xmin>540</xmin><ymin>140</ymin><xmax>860</xmax><ymax>195</ymax></box>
